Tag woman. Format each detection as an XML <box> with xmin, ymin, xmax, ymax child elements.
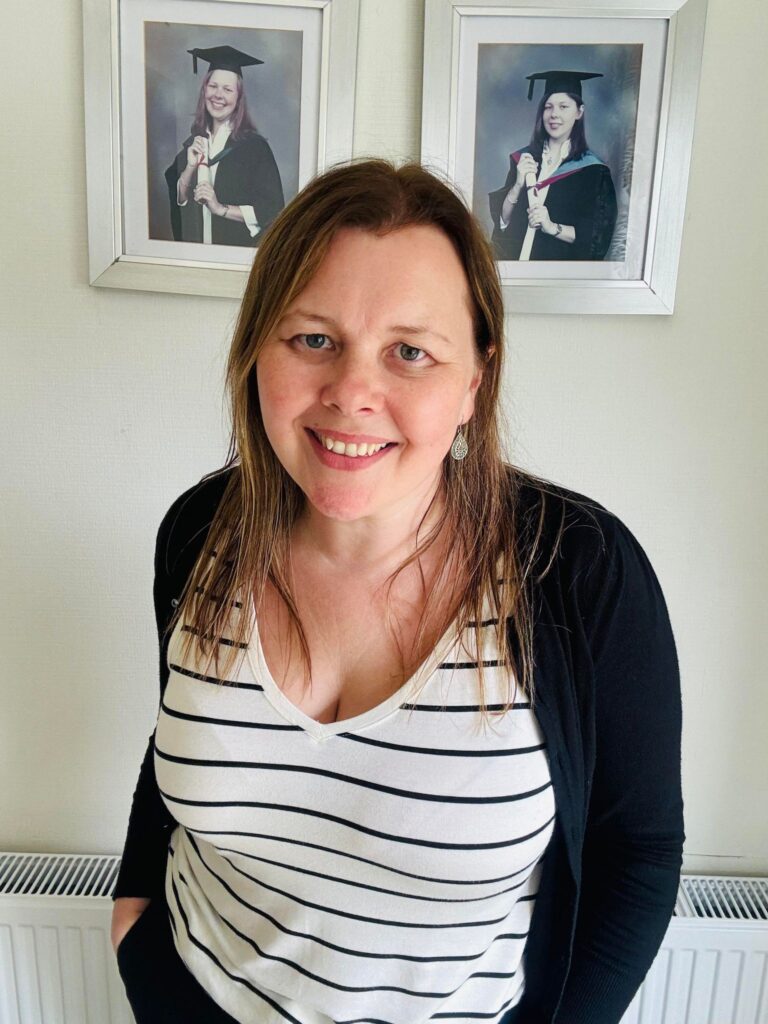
<box><xmin>165</xmin><ymin>45</ymin><xmax>285</xmax><ymax>247</ymax></box>
<box><xmin>489</xmin><ymin>70</ymin><xmax>618</xmax><ymax>261</ymax></box>
<box><xmin>112</xmin><ymin>159</ymin><xmax>683</xmax><ymax>1023</ymax></box>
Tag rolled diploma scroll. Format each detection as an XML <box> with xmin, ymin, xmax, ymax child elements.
<box><xmin>197</xmin><ymin>138</ymin><xmax>210</xmax><ymax>186</ymax></box>
<box><xmin>516</xmin><ymin>170</ymin><xmax>541</xmax><ymax>263</ymax></box>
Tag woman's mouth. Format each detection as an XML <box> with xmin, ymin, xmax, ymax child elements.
<box><xmin>305</xmin><ymin>428</ymin><xmax>397</xmax><ymax>471</ymax></box>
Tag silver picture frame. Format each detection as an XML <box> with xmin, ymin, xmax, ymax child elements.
<box><xmin>82</xmin><ymin>0</ymin><xmax>360</xmax><ymax>298</ymax></box>
<box><xmin>422</xmin><ymin>0</ymin><xmax>708</xmax><ymax>315</ymax></box>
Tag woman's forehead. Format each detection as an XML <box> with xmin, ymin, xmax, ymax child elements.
<box><xmin>209</xmin><ymin>70</ymin><xmax>239</xmax><ymax>88</ymax></box>
<box><xmin>307</xmin><ymin>227</ymin><xmax>469</xmax><ymax>298</ymax></box>
<box><xmin>280</xmin><ymin>228</ymin><xmax>475</xmax><ymax>341</ymax></box>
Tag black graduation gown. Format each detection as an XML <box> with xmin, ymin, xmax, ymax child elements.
<box><xmin>165</xmin><ymin>131</ymin><xmax>285</xmax><ymax>247</ymax></box>
<box><xmin>488</xmin><ymin>147</ymin><xmax>617</xmax><ymax>261</ymax></box>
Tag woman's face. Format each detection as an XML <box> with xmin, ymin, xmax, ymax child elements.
<box><xmin>256</xmin><ymin>225</ymin><xmax>484</xmax><ymax>525</ymax></box>
<box><xmin>542</xmin><ymin>92</ymin><xmax>583</xmax><ymax>143</ymax></box>
<box><xmin>204</xmin><ymin>70</ymin><xmax>240</xmax><ymax>124</ymax></box>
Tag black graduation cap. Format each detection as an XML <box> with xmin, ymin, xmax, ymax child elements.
<box><xmin>526</xmin><ymin>70</ymin><xmax>603</xmax><ymax>101</ymax></box>
<box><xmin>187</xmin><ymin>45</ymin><xmax>264</xmax><ymax>76</ymax></box>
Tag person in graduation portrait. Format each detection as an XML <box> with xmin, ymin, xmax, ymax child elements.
<box><xmin>165</xmin><ymin>45</ymin><xmax>285</xmax><ymax>248</ymax></box>
<box><xmin>488</xmin><ymin>70</ymin><xmax>618</xmax><ymax>261</ymax></box>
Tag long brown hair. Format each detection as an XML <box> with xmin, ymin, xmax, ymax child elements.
<box><xmin>172</xmin><ymin>158</ymin><xmax>562</xmax><ymax>715</ymax></box>
<box><xmin>190</xmin><ymin>69</ymin><xmax>257</xmax><ymax>141</ymax></box>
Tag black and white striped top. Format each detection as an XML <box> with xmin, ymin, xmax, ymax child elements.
<box><xmin>154</xmin><ymin>578</ymin><xmax>556</xmax><ymax>1023</ymax></box>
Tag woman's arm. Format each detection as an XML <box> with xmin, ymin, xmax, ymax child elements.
<box><xmin>500</xmin><ymin>183</ymin><xmax>523</xmax><ymax>228</ymax></box>
<box><xmin>110</xmin><ymin>495</ymin><xmax>185</xmax><ymax>945</ymax></box>
<box><xmin>568</xmin><ymin>166</ymin><xmax>618</xmax><ymax>259</ymax></box>
<box><xmin>111</xmin><ymin>896</ymin><xmax>150</xmax><ymax>952</ymax></box>
<box><xmin>528</xmin><ymin>206</ymin><xmax>576</xmax><ymax>244</ymax></box>
<box><xmin>246</xmin><ymin>136</ymin><xmax>285</xmax><ymax>230</ymax></box>
<box><xmin>111</xmin><ymin>471</ymin><xmax>233</xmax><ymax>919</ymax></box>
<box><xmin>555</xmin><ymin>515</ymin><xmax>684</xmax><ymax>1022</ymax></box>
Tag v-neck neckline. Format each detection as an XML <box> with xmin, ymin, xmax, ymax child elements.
<box><xmin>244</xmin><ymin>594</ymin><xmax>459</xmax><ymax>742</ymax></box>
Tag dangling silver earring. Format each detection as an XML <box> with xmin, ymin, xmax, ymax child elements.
<box><xmin>450</xmin><ymin>424</ymin><xmax>469</xmax><ymax>461</ymax></box>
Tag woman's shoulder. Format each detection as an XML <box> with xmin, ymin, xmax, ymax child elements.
<box><xmin>510</xmin><ymin>468</ymin><xmax>655</xmax><ymax>595</ymax></box>
<box><xmin>571</xmin><ymin>151</ymin><xmax>614</xmax><ymax>178</ymax></box>
<box><xmin>156</xmin><ymin>464</ymin><xmax>237</xmax><ymax>576</ymax></box>
<box><xmin>236</xmin><ymin>130</ymin><xmax>274</xmax><ymax>152</ymax></box>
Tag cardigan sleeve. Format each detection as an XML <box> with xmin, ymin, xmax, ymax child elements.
<box><xmin>554</xmin><ymin>513</ymin><xmax>685</xmax><ymax>1022</ymax></box>
<box><xmin>111</xmin><ymin>500</ymin><xmax>182</xmax><ymax>900</ymax></box>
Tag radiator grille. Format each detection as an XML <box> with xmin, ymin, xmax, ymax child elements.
<box><xmin>675</xmin><ymin>874</ymin><xmax>768</xmax><ymax>921</ymax></box>
<box><xmin>0</xmin><ymin>852</ymin><xmax>121</xmax><ymax>898</ymax></box>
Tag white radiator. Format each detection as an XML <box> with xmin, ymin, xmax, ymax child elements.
<box><xmin>620</xmin><ymin>875</ymin><xmax>768</xmax><ymax>1024</ymax></box>
<box><xmin>0</xmin><ymin>855</ymin><xmax>766</xmax><ymax>1024</ymax></box>
<box><xmin>0</xmin><ymin>852</ymin><xmax>132</xmax><ymax>1024</ymax></box>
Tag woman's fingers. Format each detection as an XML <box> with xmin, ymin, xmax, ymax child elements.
<box><xmin>528</xmin><ymin>209</ymin><xmax>544</xmax><ymax>228</ymax></box>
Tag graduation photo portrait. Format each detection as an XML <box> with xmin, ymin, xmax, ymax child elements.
<box><xmin>481</xmin><ymin>58</ymin><xmax>638</xmax><ymax>265</ymax></box>
<box><xmin>83</xmin><ymin>0</ymin><xmax>359</xmax><ymax>297</ymax></box>
<box><xmin>422</xmin><ymin>0</ymin><xmax>708</xmax><ymax>314</ymax></box>
<box><xmin>146</xmin><ymin>34</ymin><xmax>297</xmax><ymax>250</ymax></box>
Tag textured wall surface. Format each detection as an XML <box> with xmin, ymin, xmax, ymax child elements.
<box><xmin>1</xmin><ymin>0</ymin><xmax>766</xmax><ymax>874</ymax></box>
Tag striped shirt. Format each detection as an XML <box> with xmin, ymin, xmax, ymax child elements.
<box><xmin>154</xmin><ymin>579</ymin><xmax>556</xmax><ymax>1023</ymax></box>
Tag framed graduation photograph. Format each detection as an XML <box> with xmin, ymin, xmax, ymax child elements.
<box><xmin>422</xmin><ymin>0</ymin><xmax>708</xmax><ymax>315</ymax></box>
<box><xmin>83</xmin><ymin>0</ymin><xmax>360</xmax><ymax>298</ymax></box>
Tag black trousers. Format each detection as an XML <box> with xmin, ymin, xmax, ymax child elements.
<box><xmin>116</xmin><ymin>897</ymin><xmax>239</xmax><ymax>1023</ymax></box>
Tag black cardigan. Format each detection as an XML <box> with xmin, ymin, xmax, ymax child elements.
<box><xmin>113</xmin><ymin>466</ymin><xmax>684</xmax><ymax>1024</ymax></box>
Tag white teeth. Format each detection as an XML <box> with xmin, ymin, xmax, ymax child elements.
<box><xmin>316</xmin><ymin>433</ymin><xmax>388</xmax><ymax>457</ymax></box>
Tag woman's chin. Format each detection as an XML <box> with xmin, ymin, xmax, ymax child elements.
<box><xmin>305</xmin><ymin>487</ymin><xmax>379</xmax><ymax>522</ymax></box>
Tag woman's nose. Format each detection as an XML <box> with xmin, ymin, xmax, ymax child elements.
<box><xmin>320</xmin><ymin>352</ymin><xmax>385</xmax><ymax>414</ymax></box>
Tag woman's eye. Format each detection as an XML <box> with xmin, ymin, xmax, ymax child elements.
<box><xmin>397</xmin><ymin>343</ymin><xmax>427</xmax><ymax>363</ymax></box>
<box><xmin>296</xmin><ymin>333</ymin><xmax>330</xmax><ymax>350</ymax></box>
<box><xmin>292</xmin><ymin>335</ymin><xmax>429</xmax><ymax>363</ymax></box>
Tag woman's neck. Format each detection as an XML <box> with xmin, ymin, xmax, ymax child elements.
<box><xmin>292</xmin><ymin>484</ymin><xmax>448</xmax><ymax>580</ymax></box>
<box><xmin>545</xmin><ymin>135</ymin><xmax>569</xmax><ymax>159</ymax></box>
<box><xmin>209</xmin><ymin>118</ymin><xmax>231</xmax><ymax>138</ymax></box>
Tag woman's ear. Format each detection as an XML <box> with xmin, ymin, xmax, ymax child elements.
<box><xmin>461</xmin><ymin>366</ymin><xmax>484</xmax><ymax>423</ymax></box>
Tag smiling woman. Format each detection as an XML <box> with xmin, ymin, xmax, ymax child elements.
<box><xmin>164</xmin><ymin>45</ymin><xmax>285</xmax><ymax>247</ymax></box>
<box><xmin>112</xmin><ymin>159</ymin><xmax>683</xmax><ymax>1024</ymax></box>
<box><xmin>489</xmin><ymin>69</ymin><xmax>618</xmax><ymax>261</ymax></box>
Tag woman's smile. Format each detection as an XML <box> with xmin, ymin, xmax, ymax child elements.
<box><xmin>305</xmin><ymin>428</ymin><xmax>398</xmax><ymax>471</ymax></box>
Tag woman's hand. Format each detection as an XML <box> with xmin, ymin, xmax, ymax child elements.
<box><xmin>193</xmin><ymin>182</ymin><xmax>226</xmax><ymax>217</ymax></box>
<box><xmin>111</xmin><ymin>896</ymin><xmax>151</xmax><ymax>954</ymax></box>
<box><xmin>527</xmin><ymin>204</ymin><xmax>557</xmax><ymax>235</ymax></box>
<box><xmin>515</xmin><ymin>152</ymin><xmax>539</xmax><ymax>188</ymax></box>
<box><xmin>186</xmin><ymin>135</ymin><xmax>208</xmax><ymax>169</ymax></box>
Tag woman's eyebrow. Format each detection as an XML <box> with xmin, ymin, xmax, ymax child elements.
<box><xmin>391</xmin><ymin>323</ymin><xmax>453</xmax><ymax>347</ymax></box>
<box><xmin>279</xmin><ymin>310</ymin><xmax>336</xmax><ymax>328</ymax></box>
<box><xmin>280</xmin><ymin>310</ymin><xmax>453</xmax><ymax>346</ymax></box>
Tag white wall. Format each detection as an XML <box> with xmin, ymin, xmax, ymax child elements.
<box><xmin>1</xmin><ymin>0</ymin><xmax>765</xmax><ymax>875</ymax></box>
